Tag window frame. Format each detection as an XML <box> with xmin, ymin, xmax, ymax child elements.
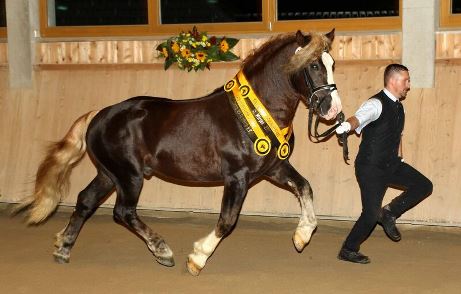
<box><xmin>0</xmin><ymin>0</ymin><xmax>6</xmax><ymax>38</ymax></box>
<box><xmin>440</xmin><ymin>0</ymin><xmax>461</xmax><ymax>28</ymax></box>
<box><xmin>39</xmin><ymin>0</ymin><xmax>401</xmax><ymax>38</ymax></box>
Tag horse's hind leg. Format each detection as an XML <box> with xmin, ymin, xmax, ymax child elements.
<box><xmin>265</xmin><ymin>161</ymin><xmax>317</xmax><ymax>252</ymax></box>
<box><xmin>112</xmin><ymin>172</ymin><xmax>174</xmax><ymax>267</ymax></box>
<box><xmin>187</xmin><ymin>170</ymin><xmax>249</xmax><ymax>276</ymax></box>
<box><xmin>54</xmin><ymin>172</ymin><xmax>114</xmax><ymax>263</ymax></box>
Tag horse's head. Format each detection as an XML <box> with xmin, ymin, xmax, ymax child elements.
<box><xmin>287</xmin><ymin>29</ymin><xmax>342</xmax><ymax>121</ymax></box>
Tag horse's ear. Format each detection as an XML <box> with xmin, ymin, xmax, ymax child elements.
<box><xmin>295</xmin><ymin>30</ymin><xmax>310</xmax><ymax>47</ymax></box>
<box><xmin>325</xmin><ymin>28</ymin><xmax>335</xmax><ymax>43</ymax></box>
<box><xmin>295</xmin><ymin>30</ymin><xmax>305</xmax><ymax>46</ymax></box>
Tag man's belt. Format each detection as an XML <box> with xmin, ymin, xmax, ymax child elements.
<box><xmin>225</xmin><ymin>71</ymin><xmax>292</xmax><ymax>160</ymax></box>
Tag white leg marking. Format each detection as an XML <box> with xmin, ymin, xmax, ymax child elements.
<box><xmin>289</xmin><ymin>181</ymin><xmax>317</xmax><ymax>251</ymax></box>
<box><xmin>188</xmin><ymin>230</ymin><xmax>222</xmax><ymax>269</ymax></box>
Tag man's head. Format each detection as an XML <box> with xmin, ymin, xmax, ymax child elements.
<box><xmin>384</xmin><ymin>64</ymin><xmax>411</xmax><ymax>99</ymax></box>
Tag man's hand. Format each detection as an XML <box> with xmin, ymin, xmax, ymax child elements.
<box><xmin>336</xmin><ymin>121</ymin><xmax>351</xmax><ymax>134</ymax></box>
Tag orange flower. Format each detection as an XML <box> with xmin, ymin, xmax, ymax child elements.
<box><xmin>181</xmin><ymin>48</ymin><xmax>191</xmax><ymax>58</ymax></box>
<box><xmin>162</xmin><ymin>47</ymin><xmax>168</xmax><ymax>57</ymax></box>
<box><xmin>220</xmin><ymin>40</ymin><xmax>229</xmax><ymax>52</ymax></box>
<box><xmin>196</xmin><ymin>52</ymin><xmax>207</xmax><ymax>62</ymax></box>
<box><xmin>171</xmin><ymin>41</ymin><xmax>180</xmax><ymax>53</ymax></box>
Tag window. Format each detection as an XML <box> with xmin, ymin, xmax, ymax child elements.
<box><xmin>160</xmin><ymin>0</ymin><xmax>262</xmax><ymax>24</ymax></box>
<box><xmin>441</xmin><ymin>0</ymin><xmax>461</xmax><ymax>27</ymax></box>
<box><xmin>272</xmin><ymin>0</ymin><xmax>401</xmax><ymax>32</ymax></box>
<box><xmin>51</xmin><ymin>0</ymin><xmax>148</xmax><ymax>26</ymax></box>
<box><xmin>453</xmin><ymin>0</ymin><xmax>461</xmax><ymax>13</ymax></box>
<box><xmin>277</xmin><ymin>1</ymin><xmax>399</xmax><ymax>20</ymax></box>
<box><xmin>40</xmin><ymin>0</ymin><xmax>401</xmax><ymax>38</ymax></box>
<box><xmin>0</xmin><ymin>0</ymin><xmax>6</xmax><ymax>38</ymax></box>
<box><xmin>41</xmin><ymin>0</ymin><xmax>151</xmax><ymax>37</ymax></box>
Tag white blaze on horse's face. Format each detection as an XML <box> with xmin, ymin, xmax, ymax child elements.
<box><xmin>321</xmin><ymin>52</ymin><xmax>342</xmax><ymax>120</ymax></box>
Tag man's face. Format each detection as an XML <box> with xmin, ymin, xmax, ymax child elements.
<box><xmin>390</xmin><ymin>71</ymin><xmax>411</xmax><ymax>99</ymax></box>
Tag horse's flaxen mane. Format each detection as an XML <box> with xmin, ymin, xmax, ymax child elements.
<box><xmin>286</xmin><ymin>32</ymin><xmax>331</xmax><ymax>73</ymax></box>
<box><xmin>240</xmin><ymin>32</ymin><xmax>331</xmax><ymax>74</ymax></box>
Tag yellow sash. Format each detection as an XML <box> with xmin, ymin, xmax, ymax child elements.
<box><xmin>225</xmin><ymin>71</ymin><xmax>292</xmax><ymax>159</ymax></box>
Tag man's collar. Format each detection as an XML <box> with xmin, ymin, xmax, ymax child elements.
<box><xmin>383</xmin><ymin>88</ymin><xmax>399</xmax><ymax>102</ymax></box>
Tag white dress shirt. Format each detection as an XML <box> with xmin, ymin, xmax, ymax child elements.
<box><xmin>354</xmin><ymin>88</ymin><xmax>399</xmax><ymax>134</ymax></box>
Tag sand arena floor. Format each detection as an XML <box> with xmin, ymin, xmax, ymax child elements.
<box><xmin>1</xmin><ymin>209</ymin><xmax>461</xmax><ymax>294</ymax></box>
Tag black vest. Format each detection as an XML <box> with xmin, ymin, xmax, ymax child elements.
<box><xmin>355</xmin><ymin>90</ymin><xmax>405</xmax><ymax>168</ymax></box>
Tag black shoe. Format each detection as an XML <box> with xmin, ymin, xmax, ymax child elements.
<box><xmin>337</xmin><ymin>247</ymin><xmax>370</xmax><ymax>264</ymax></box>
<box><xmin>378</xmin><ymin>206</ymin><xmax>401</xmax><ymax>242</ymax></box>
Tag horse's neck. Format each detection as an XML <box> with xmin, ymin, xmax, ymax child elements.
<box><xmin>251</xmin><ymin>75</ymin><xmax>299</xmax><ymax>129</ymax></box>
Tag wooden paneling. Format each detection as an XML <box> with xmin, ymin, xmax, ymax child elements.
<box><xmin>35</xmin><ymin>34</ymin><xmax>403</xmax><ymax>65</ymax></box>
<box><xmin>437</xmin><ymin>31</ymin><xmax>461</xmax><ymax>59</ymax></box>
<box><xmin>33</xmin><ymin>31</ymin><xmax>461</xmax><ymax>66</ymax></box>
<box><xmin>1</xmin><ymin>60</ymin><xmax>460</xmax><ymax>225</ymax></box>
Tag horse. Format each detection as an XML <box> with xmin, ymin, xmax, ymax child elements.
<box><xmin>16</xmin><ymin>29</ymin><xmax>342</xmax><ymax>276</ymax></box>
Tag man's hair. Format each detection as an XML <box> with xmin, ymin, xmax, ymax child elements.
<box><xmin>384</xmin><ymin>64</ymin><xmax>409</xmax><ymax>86</ymax></box>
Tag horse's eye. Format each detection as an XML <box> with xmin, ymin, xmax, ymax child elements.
<box><xmin>311</xmin><ymin>64</ymin><xmax>319</xmax><ymax>70</ymax></box>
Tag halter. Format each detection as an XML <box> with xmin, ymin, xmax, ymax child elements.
<box><xmin>302</xmin><ymin>61</ymin><xmax>349</xmax><ymax>163</ymax></box>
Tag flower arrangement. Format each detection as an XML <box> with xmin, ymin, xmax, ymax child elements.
<box><xmin>156</xmin><ymin>26</ymin><xmax>239</xmax><ymax>71</ymax></box>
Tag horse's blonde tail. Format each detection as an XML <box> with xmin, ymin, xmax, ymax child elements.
<box><xmin>15</xmin><ymin>110</ymin><xmax>100</xmax><ymax>224</ymax></box>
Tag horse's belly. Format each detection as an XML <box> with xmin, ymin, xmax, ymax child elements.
<box><xmin>149</xmin><ymin>146</ymin><xmax>223</xmax><ymax>183</ymax></box>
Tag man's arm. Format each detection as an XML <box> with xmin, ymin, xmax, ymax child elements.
<box><xmin>336</xmin><ymin>98</ymin><xmax>382</xmax><ymax>134</ymax></box>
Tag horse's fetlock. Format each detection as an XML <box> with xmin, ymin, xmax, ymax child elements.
<box><xmin>218</xmin><ymin>223</ymin><xmax>234</xmax><ymax>237</ymax></box>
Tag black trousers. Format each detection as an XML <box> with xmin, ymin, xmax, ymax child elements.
<box><xmin>344</xmin><ymin>161</ymin><xmax>433</xmax><ymax>252</ymax></box>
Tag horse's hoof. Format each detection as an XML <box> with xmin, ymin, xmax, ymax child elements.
<box><xmin>293</xmin><ymin>232</ymin><xmax>307</xmax><ymax>253</ymax></box>
<box><xmin>155</xmin><ymin>255</ymin><xmax>175</xmax><ymax>267</ymax></box>
<box><xmin>53</xmin><ymin>251</ymin><xmax>70</xmax><ymax>264</ymax></box>
<box><xmin>151</xmin><ymin>241</ymin><xmax>175</xmax><ymax>267</ymax></box>
<box><xmin>186</xmin><ymin>257</ymin><xmax>202</xmax><ymax>276</ymax></box>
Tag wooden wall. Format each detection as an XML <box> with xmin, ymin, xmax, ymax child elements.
<box><xmin>0</xmin><ymin>32</ymin><xmax>460</xmax><ymax>225</ymax></box>
<box><xmin>35</xmin><ymin>33</ymin><xmax>401</xmax><ymax>65</ymax></box>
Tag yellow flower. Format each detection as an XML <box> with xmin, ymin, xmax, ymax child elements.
<box><xmin>171</xmin><ymin>41</ymin><xmax>180</xmax><ymax>53</ymax></box>
<box><xmin>181</xmin><ymin>48</ymin><xmax>191</xmax><ymax>58</ymax></box>
<box><xmin>202</xmin><ymin>35</ymin><xmax>208</xmax><ymax>42</ymax></box>
<box><xmin>196</xmin><ymin>52</ymin><xmax>207</xmax><ymax>62</ymax></box>
<box><xmin>220</xmin><ymin>40</ymin><xmax>229</xmax><ymax>52</ymax></box>
<box><xmin>162</xmin><ymin>47</ymin><xmax>168</xmax><ymax>57</ymax></box>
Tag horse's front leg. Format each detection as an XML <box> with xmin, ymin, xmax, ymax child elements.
<box><xmin>187</xmin><ymin>169</ymin><xmax>249</xmax><ymax>276</ymax></box>
<box><xmin>265</xmin><ymin>161</ymin><xmax>317</xmax><ymax>252</ymax></box>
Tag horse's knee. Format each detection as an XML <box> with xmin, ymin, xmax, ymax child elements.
<box><xmin>75</xmin><ymin>199</ymin><xmax>94</xmax><ymax>218</ymax></box>
<box><xmin>113</xmin><ymin>206</ymin><xmax>135</xmax><ymax>225</ymax></box>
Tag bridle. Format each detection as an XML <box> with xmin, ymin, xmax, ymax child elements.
<box><xmin>302</xmin><ymin>64</ymin><xmax>349</xmax><ymax>163</ymax></box>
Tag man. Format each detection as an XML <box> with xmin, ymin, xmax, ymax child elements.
<box><xmin>335</xmin><ymin>64</ymin><xmax>433</xmax><ymax>264</ymax></box>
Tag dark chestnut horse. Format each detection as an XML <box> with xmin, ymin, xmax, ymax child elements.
<box><xmin>17</xmin><ymin>29</ymin><xmax>342</xmax><ymax>275</ymax></box>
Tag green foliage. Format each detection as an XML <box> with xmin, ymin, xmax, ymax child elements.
<box><xmin>156</xmin><ymin>26</ymin><xmax>240</xmax><ymax>72</ymax></box>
